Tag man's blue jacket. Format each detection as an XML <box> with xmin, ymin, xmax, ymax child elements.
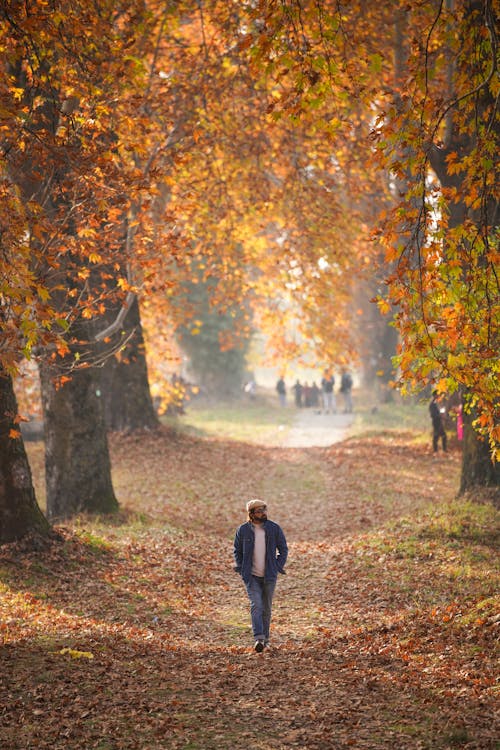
<box><xmin>233</xmin><ymin>519</ymin><xmax>288</xmax><ymax>585</ymax></box>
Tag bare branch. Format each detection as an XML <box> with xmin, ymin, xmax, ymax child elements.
<box><xmin>94</xmin><ymin>291</ymin><xmax>136</xmax><ymax>342</ymax></box>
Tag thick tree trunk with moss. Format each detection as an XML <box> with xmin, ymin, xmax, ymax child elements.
<box><xmin>97</xmin><ymin>296</ymin><xmax>159</xmax><ymax>432</ymax></box>
<box><xmin>40</xmin><ymin>359</ymin><xmax>118</xmax><ymax>521</ymax></box>
<box><xmin>0</xmin><ymin>370</ymin><xmax>50</xmax><ymax>543</ymax></box>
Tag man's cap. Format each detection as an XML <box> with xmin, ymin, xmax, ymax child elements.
<box><xmin>246</xmin><ymin>499</ymin><xmax>266</xmax><ymax>512</ymax></box>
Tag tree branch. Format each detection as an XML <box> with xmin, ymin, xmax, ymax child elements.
<box><xmin>94</xmin><ymin>291</ymin><xmax>136</xmax><ymax>342</ymax></box>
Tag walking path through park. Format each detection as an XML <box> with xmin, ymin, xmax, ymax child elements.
<box><xmin>3</xmin><ymin>425</ymin><xmax>498</xmax><ymax>750</ymax></box>
<box><xmin>283</xmin><ymin>408</ymin><xmax>355</xmax><ymax>447</ymax></box>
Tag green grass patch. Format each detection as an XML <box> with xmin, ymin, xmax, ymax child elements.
<box><xmin>73</xmin><ymin>529</ymin><xmax>113</xmax><ymax>554</ymax></box>
<box><xmin>162</xmin><ymin>394</ymin><xmax>296</xmax><ymax>444</ymax></box>
<box><xmin>348</xmin><ymin>496</ymin><xmax>499</xmax><ymax>617</ymax></box>
<box><xmin>355</xmin><ymin>497</ymin><xmax>499</xmax><ymax>565</ymax></box>
<box><xmin>417</xmin><ymin>498</ymin><xmax>499</xmax><ymax>546</ymax></box>
<box><xmin>350</xmin><ymin>393</ymin><xmax>430</xmax><ymax>436</ymax></box>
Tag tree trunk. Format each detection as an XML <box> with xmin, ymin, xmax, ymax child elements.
<box><xmin>0</xmin><ymin>370</ymin><xmax>50</xmax><ymax>543</ymax></box>
<box><xmin>40</xmin><ymin>358</ymin><xmax>118</xmax><ymax>521</ymax></box>
<box><xmin>429</xmin><ymin>162</ymin><xmax>498</xmax><ymax>492</ymax></box>
<box><xmin>427</xmin><ymin>0</ymin><xmax>498</xmax><ymax>494</ymax></box>
<box><xmin>97</xmin><ymin>296</ymin><xmax>159</xmax><ymax>432</ymax></box>
<box><xmin>460</xmin><ymin>407</ymin><xmax>500</xmax><ymax>494</ymax></box>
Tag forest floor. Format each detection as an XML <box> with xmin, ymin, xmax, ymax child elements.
<box><xmin>1</xmin><ymin>395</ymin><xmax>499</xmax><ymax>749</ymax></box>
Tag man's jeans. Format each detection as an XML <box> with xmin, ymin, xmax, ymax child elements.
<box><xmin>245</xmin><ymin>575</ymin><xmax>276</xmax><ymax>642</ymax></box>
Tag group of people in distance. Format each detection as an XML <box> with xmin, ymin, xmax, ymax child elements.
<box><xmin>276</xmin><ymin>368</ymin><xmax>353</xmax><ymax>414</ymax></box>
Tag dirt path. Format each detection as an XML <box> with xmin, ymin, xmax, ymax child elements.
<box><xmin>283</xmin><ymin>408</ymin><xmax>355</xmax><ymax>448</ymax></box>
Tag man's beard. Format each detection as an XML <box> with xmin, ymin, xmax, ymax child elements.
<box><xmin>252</xmin><ymin>513</ymin><xmax>267</xmax><ymax>522</ymax></box>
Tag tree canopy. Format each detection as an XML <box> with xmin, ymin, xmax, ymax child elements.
<box><xmin>2</xmin><ymin>0</ymin><xmax>498</xmax><ymax>464</ymax></box>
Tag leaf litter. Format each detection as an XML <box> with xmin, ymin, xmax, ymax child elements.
<box><xmin>1</xmin><ymin>427</ymin><xmax>498</xmax><ymax>749</ymax></box>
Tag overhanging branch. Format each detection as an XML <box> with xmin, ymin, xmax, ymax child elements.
<box><xmin>94</xmin><ymin>291</ymin><xmax>136</xmax><ymax>342</ymax></box>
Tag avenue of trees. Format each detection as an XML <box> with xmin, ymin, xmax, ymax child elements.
<box><xmin>1</xmin><ymin>0</ymin><xmax>498</xmax><ymax>542</ymax></box>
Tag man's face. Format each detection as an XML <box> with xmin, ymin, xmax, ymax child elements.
<box><xmin>251</xmin><ymin>505</ymin><xmax>267</xmax><ymax>523</ymax></box>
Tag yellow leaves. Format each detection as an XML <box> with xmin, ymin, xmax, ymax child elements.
<box><xmin>36</xmin><ymin>284</ymin><xmax>51</xmax><ymax>302</ymax></box>
<box><xmin>376</xmin><ymin>296</ymin><xmax>391</xmax><ymax>315</ymax></box>
<box><xmin>93</xmin><ymin>103</ymin><xmax>111</xmax><ymax>119</ymax></box>
<box><xmin>117</xmin><ymin>277</ymin><xmax>132</xmax><ymax>291</ymax></box>
<box><xmin>77</xmin><ymin>227</ymin><xmax>97</xmax><ymax>239</ymax></box>
<box><xmin>58</xmin><ymin>648</ymin><xmax>94</xmax><ymax>660</ymax></box>
<box><xmin>446</xmin><ymin>352</ymin><xmax>467</xmax><ymax>370</ymax></box>
<box><xmin>221</xmin><ymin>56</ymin><xmax>237</xmax><ymax>76</ymax></box>
<box><xmin>11</xmin><ymin>87</ymin><xmax>25</xmax><ymax>102</ymax></box>
<box><xmin>8</xmin><ymin>429</ymin><xmax>21</xmax><ymax>439</ymax></box>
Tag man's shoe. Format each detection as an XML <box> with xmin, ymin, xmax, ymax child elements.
<box><xmin>254</xmin><ymin>640</ymin><xmax>265</xmax><ymax>653</ymax></box>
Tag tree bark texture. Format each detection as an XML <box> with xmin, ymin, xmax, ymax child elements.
<box><xmin>460</xmin><ymin>407</ymin><xmax>500</xmax><ymax>494</ymax></box>
<box><xmin>0</xmin><ymin>370</ymin><xmax>50</xmax><ymax>543</ymax></box>
<box><xmin>97</xmin><ymin>296</ymin><xmax>159</xmax><ymax>432</ymax></box>
<box><xmin>40</xmin><ymin>361</ymin><xmax>118</xmax><ymax>521</ymax></box>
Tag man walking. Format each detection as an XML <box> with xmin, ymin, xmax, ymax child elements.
<box><xmin>276</xmin><ymin>375</ymin><xmax>287</xmax><ymax>407</ymax></box>
<box><xmin>321</xmin><ymin>369</ymin><xmax>336</xmax><ymax>413</ymax></box>
<box><xmin>429</xmin><ymin>390</ymin><xmax>448</xmax><ymax>453</ymax></box>
<box><xmin>339</xmin><ymin>368</ymin><xmax>353</xmax><ymax>413</ymax></box>
<box><xmin>233</xmin><ymin>499</ymin><xmax>288</xmax><ymax>652</ymax></box>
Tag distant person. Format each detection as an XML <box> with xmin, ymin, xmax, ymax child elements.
<box><xmin>339</xmin><ymin>369</ymin><xmax>353</xmax><ymax>413</ymax></box>
<box><xmin>456</xmin><ymin>403</ymin><xmax>463</xmax><ymax>442</ymax></box>
<box><xmin>429</xmin><ymin>390</ymin><xmax>447</xmax><ymax>452</ymax></box>
<box><xmin>311</xmin><ymin>381</ymin><xmax>320</xmax><ymax>409</ymax></box>
<box><xmin>303</xmin><ymin>382</ymin><xmax>312</xmax><ymax>408</ymax></box>
<box><xmin>233</xmin><ymin>499</ymin><xmax>288</xmax><ymax>652</ymax></box>
<box><xmin>244</xmin><ymin>380</ymin><xmax>256</xmax><ymax>400</ymax></box>
<box><xmin>321</xmin><ymin>370</ymin><xmax>336</xmax><ymax>413</ymax></box>
<box><xmin>276</xmin><ymin>376</ymin><xmax>286</xmax><ymax>407</ymax></box>
<box><xmin>292</xmin><ymin>380</ymin><xmax>303</xmax><ymax>408</ymax></box>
